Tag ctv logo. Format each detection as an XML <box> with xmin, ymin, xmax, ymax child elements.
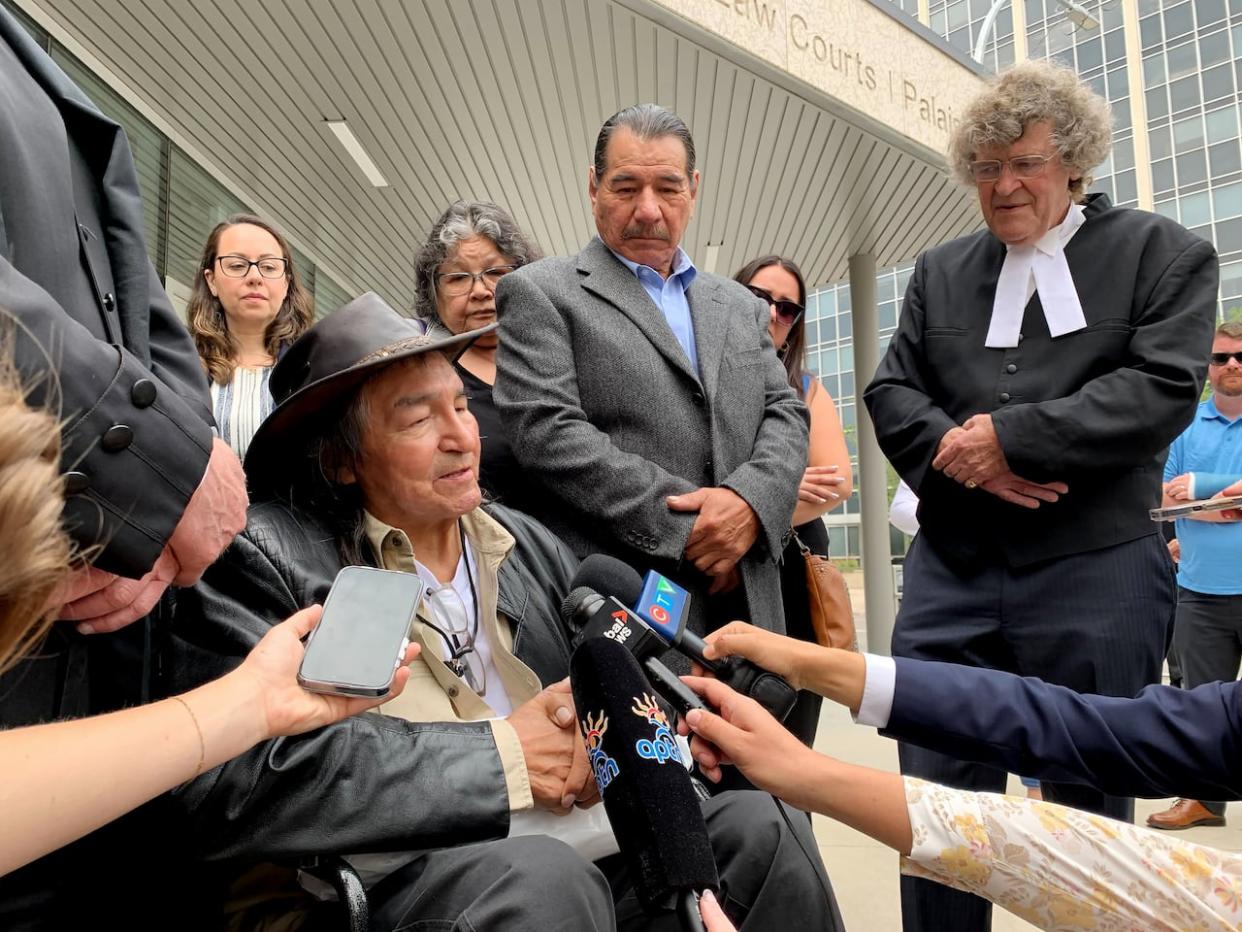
<box><xmin>603</xmin><ymin>609</ymin><xmax>633</xmax><ymax>644</ymax></box>
<box><xmin>645</xmin><ymin>576</ymin><xmax>679</xmax><ymax>625</ymax></box>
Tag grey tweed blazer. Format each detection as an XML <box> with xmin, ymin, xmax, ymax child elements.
<box><xmin>494</xmin><ymin>236</ymin><xmax>808</xmax><ymax>636</ymax></box>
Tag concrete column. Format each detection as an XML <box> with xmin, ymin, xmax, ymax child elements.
<box><xmin>848</xmin><ymin>252</ymin><xmax>896</xmax><ymax>655</ymax></box>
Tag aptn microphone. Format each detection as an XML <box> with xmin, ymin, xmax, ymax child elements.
<box><xmin>569</xmin><ymin>635</ymin><xmax>718</xmax><ymax>929</ymax></box>
<box><xmin>565</xmin><ymin>554</ymin><xmax>797</xmax><ymax>721</ymax></box>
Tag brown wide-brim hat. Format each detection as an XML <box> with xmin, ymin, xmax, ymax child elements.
<box><xmin>244</xmin><ymin>291</ymin><xmax>495</xmax><ymax>496</ymax></box>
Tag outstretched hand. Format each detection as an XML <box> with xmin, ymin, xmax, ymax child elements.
<box><xmin>699</xmin><ymin>621</ymin><xmax>818</xmax><ymax>690</ymax></box>
<box><xmin>235</xmin><ymin>605</ymin><xmax>419</xmax><ymax>739</ymax></box>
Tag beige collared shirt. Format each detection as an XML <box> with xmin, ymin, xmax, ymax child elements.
<box><xmin>363</xmin><ymin>508</ymin><xmax>540</xmax><ymax>812</ymax></box>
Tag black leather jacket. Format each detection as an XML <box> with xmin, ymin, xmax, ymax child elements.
<box><xmin>167</xmin><ymin>500</ymin><xmax>579</xmax><ymax>863</ymax></box>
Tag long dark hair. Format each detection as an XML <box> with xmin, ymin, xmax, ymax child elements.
<box><xmin>733</xmin><ymin>255</ymin><xmax>810</xmax><ymax>400</ymax></box>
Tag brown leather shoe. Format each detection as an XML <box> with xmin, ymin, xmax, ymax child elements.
<box><xmin>1146</xmin><ymin>799</ymin><xmax>1226</xmax><ymax>830</ymax></box>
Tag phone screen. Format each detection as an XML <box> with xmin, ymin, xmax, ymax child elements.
<box><xmin>299</xmin><ymin>566</ymin><xmax>422</xmax><ymax>696</ymax></box>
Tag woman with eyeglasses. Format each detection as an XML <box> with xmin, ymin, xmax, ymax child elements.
<box><xmin>188</xmin><ymin>214</ymin><xmax>314</xmax><ymax>459</ymax></box>
<box><xmin>733</xmin><ymin>255</ymin><xmax>853</xmax><ymax>748</ymax></box>
<box><xmin>414</xmin><ymin>201</ymin><xmax>541</xmax><ymax>514</ymax></box>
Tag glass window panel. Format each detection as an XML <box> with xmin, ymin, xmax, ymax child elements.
<box><xmin>1167</xmin><ymin>41</ymin><xmax>1198</xmax><ymax>78</ymax></box>
<box><xmin>1155</xmin><ymin>198</ymin><xmax>1180</xmax><ymax>219</ymax></box>
<box><xmin>165</xmin><ymin>148</ymin><xmax>247</xmax><ymax>289</ymax></box>
<box><xmin>1181</xmin><ymin>189</ymin><xmax>1214</xmax><ymax>225</ymax></box>
<box><xmin>969</xmin><ymin>0</ymin><xmax>991</xmax><ymax>18</ymax></box>
<box><xmin>1107</xmin><ymin>64</ymin><xmax>1129</xmax><ymax>98</ymax></box>
<box><xmin>1112</xmin><ymin>97</ymin><xmax>1131</xmax><ymax>132</ymax></box>
<box><xmin>1105</xmin><ymin>27</ymin><xmax>1127</xmax><ymax>62</ymax></box>
<box><xmin>1169</xmin><ymin>74</ymin><xmax>1201</xmax><ymax>111</ymax></box>
<box><xmin>805</xmin><ymin>319</ymin><xmax>819</xmax><ymax>345</ymax></box>
<box><xmin>1087</xmin><ymin>73</ymin><xmax>1108</xmax><ymax>100</ymax></box>
<box><xmin>1195</xmin><ymin>0</ymin><xmax>1228</xmax><ymax>26</ymax></box>
<box><xmin>1215</xmin><ymin>216</ymin><xmax>1242</xmax><ymax>252</ymax></box>
<box><xmin>1147</xmin><ymin>85</ymin><xmax>1170</xmax><ymax>120</ymax></box>
<box><xmin>880</xmin><ymin>301</ymin><xmax>898</xmax><ymax>330</ymax></box>
<box><xmin>1152</xmin><ymin>157</ymin><xmax>1177</xmax><ymax>191</ymax></box>
<box><xmin>819</xmin><ymin>315</ymin><xmax>837</xmax><ymax>343</ymax></box>
<box><xmin>1206</xmin><ymin>105</ymin><xmax>1239</xmax><ymax>143</ymax></box>
<box><xmin>817</xmin><ymin>290</ymin><xmax>837</xmax><ymax>316</ymax></box>
<box><xmin>1028</xmin><ymin>28</ymin><xmax>1048</xmax><ymax>58</ymax></box>
<box><xmin>877</xmin><ymin>275</ymin><xmax>896</xmax><ymax>304</ymax></box>
<box><xmin>1213</xmin><ymin>180</ymin><xmax>1242</xmax><ymax>217</ymax></box>
<box><xmin>1233</xmin><ymin>23</ymin><xmax>1242</xmax><ymax>51</ymax></box>
<box><xmin>1143</xmin><ymin>52</ymin><xmax>1167</xmax><ymax>86</ymax></box>
<box><xmin>1150</xmin><ymin>125</ymin><xmax>1173</xmax><ymax>161</ymax></box>
<box><xmin>1174</xmin><ymin>114</ymin><xmax>1207</xmax><ymax>148</ymax></box>
<box><xmin>930</xmin><ymin>9</ymin><xmax>947</xmax><ymax>33</ymax></box>
<box><xmin>1189</xmin><ymin>223</ymin><xmax>1214</xmax><ymax>242</ymax></box>
<box><xmin>1113</xmin><ymin>137</ymin><xmax>1136</xmax><ymax>171</ymax></box>
<box><xmin>949</xmin><ymin>26</ymin><xmax>971</xmax><ymax>50</ymax></box>
<box><xmin>997</xmin><ymin>6</ymin><xmax>1014</xmax><ymax>37</ymax></box>
<box><xmin>839</xmin><ymin>312</ymin><xmax>853</xmax><ymax>341</ymax></box>
<box><xmin>1210</xmin><ymin>139</ymin><xmax>1242</xmax><ymax>174</ymax></box>
<box><xmin>820</xmin><ymin>347</ymin><xmax>840</xmax><ymax>375</ymax></box>
<box><xmin>1230</xmin><ymin>0</ymin><xmax>1242</xmax><ymax>19</ymax></box>
<box><xmin>1138</xmin><ymin>0</ymin><xmax>1161</xmax><ymax>16</ymax></box>
<box><xmin>1163</xmin><ymin>1</ymin><xmax>1194</xmax><ymax>39</ymax></box>
<box><xmin>1076</xmin><ymin>36</ymin><xmax>1103</xmax><ymax>71</ymax></box>
<box><xmin>838</xmin><ymin>286</ymin><xmax>852</xmax><ymax>312</ymax></box>
<box><xmin>896</xmin><ymin>266</ymin><xmax>914</xmax><ymax>294</ymax></box>
<box><xmin>1091</xmin><ymin>176</ymin><xmax>1116</xmax><ymax>201</ymax></box>
<box><xmin>947</xmin><ymin>0</ymin><xmax>968</xmax><ymax>29</ymax></box>
<box><xmin>1140</xmin><ymin>13</ymin><xmax>1164</xmax><ymax>48</ymax></box>
<box><xmin>1101</xmin><ymin>0</ymin><xmax>1125</xmax><ymax>28</ymax></box>
<box><xmin>847</xmin><ymin>526</ymin><xmax>861</xmax><ymax>558</ymax></box>
<box><xmin>1203</xmin><ymin>62</ymin><xmax>1235</xmax><ymax>101</ymax></box>
<box><xmin>1200</xmin><ymin>28</ymin><xmax>1231</xmax><ymax>66</ymax></box>
<box><xmin>1220</xmin><ymin>259</ymin><xmax>1242</xmax><ymax>298</ymax></box>
<box><xmin>1177</xmin><ymin>148</ymin><xmax>1209</xmax><ymax>185</ymax></box>
<box><xmin>1114</xmin><ymin>169</ymin><xmax>1138</xmax><ymax>204</ymax></box>
<box><xmin>314</xmin><ymin>273</ymin><xmax>352</xmax><ymax>319</ymax></box>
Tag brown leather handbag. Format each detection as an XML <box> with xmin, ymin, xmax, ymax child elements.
<box><xmin>795</xmin><ymin>531</ymin><xmax>858</xmax><ymax>652</ymax></box>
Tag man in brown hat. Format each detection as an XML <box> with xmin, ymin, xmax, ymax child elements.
<box><xmin>172</xmin><ymin>293</ymin><xmax>841</xmax><ymax>931</ymax></box>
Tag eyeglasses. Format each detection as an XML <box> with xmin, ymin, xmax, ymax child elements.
<box><xmin>746</xmin><ymin>285</ymin><xmax>804</xmax><ymax>325</ymax></box>
<box><xmin>424</xmin><ymin>584</ymin><xmax>485</xmax><ymax>694</ymax></box>
<box><xmin>436</xmin><ymin>266</ymin><xmax>516</xmax><ymax>296</ymax></box>
<box><xmin>967</xmin><ymin>153</ymin><xmax>1057</xmax><ymax>183</ymax></box>
<box><xmin>215</xmin><ymin>255</ymin><xmax>288</xmax><ymax>279</ymax></box>
<box><xmin>1210</xmin><ymin>351</ymin><xmax>1242</xmax><ymax>366</ymax></box>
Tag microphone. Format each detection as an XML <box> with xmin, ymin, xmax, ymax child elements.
<box><xmin>566</xmin><ymin>555</ymin><xmax>797</xmax><ymax>721</ymax></box>
<box><xmin>570</xmin><ymin>635</ymin><xmax>717</xmax><ymax>927</ymax></box>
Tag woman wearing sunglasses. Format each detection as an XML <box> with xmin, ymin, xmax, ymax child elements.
<box><xmin>188</xmin><ymin>214</ymin><xmax>315</xmax><ymax>460</ymax></box>
<box><xmin>733</xmin><ymin>255</ymin><xmax>853</xmax><ymax>747</ymax></box>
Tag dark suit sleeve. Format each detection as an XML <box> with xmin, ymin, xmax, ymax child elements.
<box><xmin>719</xmin><ymin>294</ymin><xmax>809</xmax><ymax>559</ymax></box>
<box><xmin>0</xmin><ymin>260</ymin><xmax>211</xmax><ymax>578</ymax></box>
<box><xmin>494</xmin><ymin>271</ymin><xmax>699</xmax><ymax>561</ymax></box>
<box><xmin>992</xmin><ymin>238</ymin><xmax>1218</xmax><ymax>476</ymax></box>
<box><xmin>884</xmin><ymin>657</ymin><xmax>1242</xmax><ymax>801</ymax></box>
<box><xmin>141</xmin><ymin>262</ymin><xmax>214</xmax><ymax>426</ymax></box>
<box><xmin>168</xmin><ymin>530</ymin><xmax>512</xmax><ymax>861</ymax></box>
<box><xmin>862</xmin><ymin>254</ymin><xmax>959</xmax><ymax>492</ymax></box>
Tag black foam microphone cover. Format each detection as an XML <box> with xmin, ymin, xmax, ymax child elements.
<box><xmin>571</xmin><ymin>553</ymin><xmax>645</xmax><ymax>609</ymax></box>
<box><xmin>570</xmin><ymin>636</ymin><xmax>719</xmax><ymax>912</ymax></box>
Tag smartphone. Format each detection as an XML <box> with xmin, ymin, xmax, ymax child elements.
<box><xmin>297</xmin><ymin>566</ymin><xmax>422</xmax><ymax>698</ymax></box>
<box><xmin>1149</xmin><ymin>494</ymin><xmax>1242</xmax><ymax>521</ymax></box>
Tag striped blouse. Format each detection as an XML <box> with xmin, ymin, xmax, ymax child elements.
<box><xmin>210</xmin><ymin>365</ymin><xmax>276</xmax><ymax>462</ymax></box>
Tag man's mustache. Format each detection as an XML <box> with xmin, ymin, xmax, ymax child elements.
<box><xmin>622</xmin><ymin>225</ymin><xmax>670</xmax><ymax>241</ymax></box>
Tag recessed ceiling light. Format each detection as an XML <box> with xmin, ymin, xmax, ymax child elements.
<box><xmin>325</xmin><ymin>120</ymin><xmax>388</xmax><ymax>188</ymax></box>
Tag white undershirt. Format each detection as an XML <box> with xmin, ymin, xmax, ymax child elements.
<box><xmin>985</xmin><ymin>202</ymin><xmax>1088</xmax><ymax>349</ymax></box>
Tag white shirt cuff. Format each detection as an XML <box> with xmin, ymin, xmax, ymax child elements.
<box><xmin>854</xmin><ymin>653</ymin><xmax>897</xmax><ymax>728</ymax></box>
<box><xmin>1188</xmin><ymin>472</ymin><xmax>1197</xmax><ymax>500</ymax></box>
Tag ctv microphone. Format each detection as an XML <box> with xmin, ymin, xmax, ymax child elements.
<box><xmin>570</xmin><ymin>636</ymin><xmax>718</xmax><ymax>929</ymax></box>
<box><xmin>566</xmin><ymin>554</ymin><xmax>797</xmax><ymax>722</ymax></box>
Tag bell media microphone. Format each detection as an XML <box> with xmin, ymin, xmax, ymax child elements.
<box><xmin>565</xmin><ymin>554</ymin><xmax>797</xmax><ymax>721</ymax></box>
<box><xmin>569</xmin><ymin>635</ymin><xmax>717</xmax><ymax>930</ymax></box>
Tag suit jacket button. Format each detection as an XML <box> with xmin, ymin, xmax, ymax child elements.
<box><xmin>131</xmin><ymin>379</ymin><xmax>157</xmax><ymax>408</ymax></box>
<box><xmin>999</xmin><ymin>392</ymin><xmax>1011</xmax><ymax>403</ymax></box>
<box><xmin>101</xmin><ymin>424</ymin><xmax>134</xmax><ymax>451</ymax></box>
<box><xmin>63</xmin><ymin>470</ymin><xmax>89</xmax><ymax>494</ymax></box>
<box><xmin>1005</xmin><ymin>363</ymin><xmax>1017</xmax><ymax>374</ymax></box>
<box><xmin>103</xmin><ymin>293</ymin><xmax>116</xmax><ymax>312</ymax></box>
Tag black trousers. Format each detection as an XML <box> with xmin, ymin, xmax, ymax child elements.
<box><xmin>1171</xmin><ymin>587</ymin><xmax>1242</xmax><ymax>816</ymax></box>
<box><xmin>367</xmin><ymin>791</ymin><xmax>844</xmax><ymax>931</ymax></box>
<box><xmin>892</xmin><ymin>534</ymin><xmax>1175</xmax><ymax>932</ymax></box>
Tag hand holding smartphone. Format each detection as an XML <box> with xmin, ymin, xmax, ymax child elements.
<box><xmin>298</xmin><ymin>566</ymin><xmax>423</xmax><ymax>698</ymax></box>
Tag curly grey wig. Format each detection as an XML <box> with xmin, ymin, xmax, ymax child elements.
<box><xmin>413</xmin><ymin>201</ymin><xmax>541</xmax><ymax>325</ymax></box>
<box><xmin>949</xmin><ymin>59</ymin><xmax>1112</xmax><ymax>202</ymax></box>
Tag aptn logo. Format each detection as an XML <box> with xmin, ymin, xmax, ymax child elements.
<box><xmin>580</xmin><ymin>711</ymin><xmax>619</xmax><ymax>792</ymax></box>
<box><xmin>631</xmin><ymin>692</ymin><xmax>682</xmax><ymax>765</ymax></box>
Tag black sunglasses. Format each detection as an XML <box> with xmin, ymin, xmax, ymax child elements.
<box><xmin>1210</xmin><ymin>352</ymin><xmax>1242</xmax><ymax>365</ymax></box>
<box><xmin>746</xmin><ymin>285</ymin><xmax>804</xmax><ymax>325</ymax></box>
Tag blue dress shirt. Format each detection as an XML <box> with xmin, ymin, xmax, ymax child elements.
<box><xmin>1164</xmin><ymin>397</ymin><xmax>1242</xmax><ymax>594</ymax></box>
<box><xmin>609</xmin><ymin>243</ymin><xmax>699</xmax><ymax>374</ymax></box>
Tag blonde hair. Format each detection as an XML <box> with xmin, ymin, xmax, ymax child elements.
<box><xmin>0</xmin><ymin>352</ymin><xmax>71</xmax><ymax>674</ymax></box>
<box><xmin>949</xmin><ymin>60</ymin><xmax>1112</xmax><ymax>203</ymax></box>
<box><xmin>187</xmin><ymin>214</ymin><xmax>315</xmax><ymax>385</ymax></box>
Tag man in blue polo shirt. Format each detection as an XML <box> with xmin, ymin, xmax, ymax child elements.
<box><xmin>1148</xmin><ymin>320</ymin><xmax>1242</xmax><ymax>830</ymax></box>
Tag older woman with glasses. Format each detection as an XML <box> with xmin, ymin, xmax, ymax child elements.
<box><xmin>733</xmin><ymin>255</ymin><xmax>852</xmax><ymax>748</ymax></box>
<box><xmin>414</xmin><ymin>201</ymin><xmax>541</xmax><ymax>515</ymax></box>
<box><xmin>188</xmin><ymin>213</ymin><xmax>314</xmax><ymax>459</ymax></box>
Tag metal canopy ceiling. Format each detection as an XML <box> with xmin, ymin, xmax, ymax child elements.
<box><xmin>23</xmin><ymin>0</ymin><xmax>983</xmax><ymax>308</ymax></box>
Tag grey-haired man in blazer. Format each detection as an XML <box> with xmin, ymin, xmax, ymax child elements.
<box><xmin>495</xmin><ymin>104</ymin><xmax>808</xmax><ymax>649</ymax></box>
